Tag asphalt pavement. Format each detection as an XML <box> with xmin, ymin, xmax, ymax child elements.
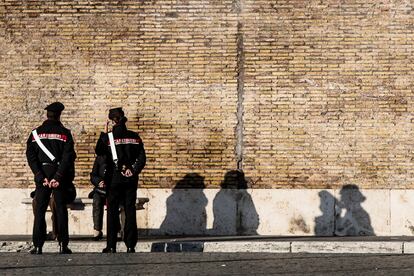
<box><xmin>1</xmin><ymin>252</ymin><xmax>414</xmax><ymax>275</ymax></box>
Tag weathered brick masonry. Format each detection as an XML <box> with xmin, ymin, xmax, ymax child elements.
<box><xmin>0</xmin><ymin>0</ymin><xmax>413</xmax><ymax>189</ymax></box>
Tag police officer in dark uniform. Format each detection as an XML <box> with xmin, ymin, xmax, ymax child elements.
<box><xmin>26</xmin><ymin>102</ymin><xmax>76</xmax><ymax>254</ymax></box>
<box><xmin>95</xmin><ymin>107</ymin><xmax>146</xmax><ymax>253</ymax></box>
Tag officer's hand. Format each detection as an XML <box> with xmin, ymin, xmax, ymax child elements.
<box><xmin>50</xmin><ymin>179</ymin><xmax>60</xmax><ymax>188</ymax></box>
<box><xmin>105</xmin><ymin>120</ymin><xmax>110</xmax><ymax>133</ymax></box>
<box><xmin>43</xmin><ymin>178</ymin><xmax>49</xmax><ymax>187</ymax></box>
<box><xmin>98</xmin><ymin>181</ymin><xmax>105</xmax><ymax>188</ymax></box>
<box><xmin>122</xmin><ymin>169</ymin><xmax>133</xmax><ymax>177</ymax></box>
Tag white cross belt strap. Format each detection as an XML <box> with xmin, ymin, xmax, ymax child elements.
<box><xmin>32</xmin><ymin>129</ymin><xmax>56</xmax><ymax>162</ymax></box>
<box><xmin>108</xmin><ymin>132</ymin><xmax>118</xmax><ymax>163</ymax></box>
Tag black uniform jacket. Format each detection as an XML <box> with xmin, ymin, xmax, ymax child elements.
<box><xmin>90</xmin><ymin>155</ymin><xmax>107</xmax><ymax>187</ymax></box>
<box><xmin>26</xmin><ymin>119</ymin><xmax>76</xmax><ymax>185</ymax></box>
<box><xmin>95</xmin><ymin>124</ymin><xmax>146</xmax><ymax>184</ymax></box>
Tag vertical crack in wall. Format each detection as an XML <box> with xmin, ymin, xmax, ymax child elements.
<box><xmin>333</xmin><ymin>196</ymin><xmax>337</xmax><ymax>236</ymax></box>
<box><xmin>235</xmin><ymin>14</ymin><xmax>245</xmax><ymax>170</ymax></box>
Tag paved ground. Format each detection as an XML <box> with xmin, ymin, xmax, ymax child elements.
<box><xmin>3</xmin><ymin>236</ymin><xmax>414</xmax><ymax>254</ymax></box>
<box><xmin>1</xmin><ymin>253</ymin><xmax>414</xmax><ymax>275</ymax></box>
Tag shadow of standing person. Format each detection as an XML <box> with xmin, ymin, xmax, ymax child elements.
<box><xmin>159</xmin><ymin>173</ymin><xmax>208</xmax><ymax>235</ymax></box>
<box><xmin>314</xmin><ymin>190</ymin><xmax>336</xmax><ymax>236</ymax></box>
<box><xmin>212</xmin><ymin>170</ymin><xmax>259</xmax><ymax>235</ymax></box>
<box><xmin>335</xmin><ymin>184</ymin><xmax>375</xmax><ymax>236</ymax></box>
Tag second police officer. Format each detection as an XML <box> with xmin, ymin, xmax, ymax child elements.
<box><xmin>95</xmin><ymin>107</ymin><xmax>146</xmax><ymax>253</ymax></box>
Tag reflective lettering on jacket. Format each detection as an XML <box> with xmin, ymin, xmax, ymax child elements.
<box><xmin>107</xmin><ymin>138</ymin><xmax>142</xmax><ymax>145</ymax></box>
<box><xmin>31</xmin><ymin>133</ymin><xmax>68</xmax><ymax>142</ymax></box>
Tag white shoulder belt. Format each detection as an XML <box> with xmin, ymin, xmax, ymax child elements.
<box><xmin>32</xmin><ymin>129</ymin><xmax>56</xmax><ymax>162</ymax></box>
<box><xmin>108</xmin><ymin>132</ymin><xmax>118</xmax><ymax>164</ymax></box>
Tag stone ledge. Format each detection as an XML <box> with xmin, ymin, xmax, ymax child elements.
<box><xmin>203</xmin><ymin>241</ymin><xmax>291</xmax><ymax>253</ymax></box>
<box><xmin>291</xmin><ymin>241</ymin><xmax>403</xmax><ymax>254</ymax></box>
<box><xmin>1</xmin><ymin>240</ymin><xmax>412</xmax><ymax>254</ymax></box>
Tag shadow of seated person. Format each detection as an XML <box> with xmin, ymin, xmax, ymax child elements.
<box><xmin>159</xmin><ymin>173</ymin><xmax>208</xmax><ymax>235</ymax></box>
<box><xmin>314</xmin><ymin>190</ymin><xmax>336</xmax><ymax>236</ymax></box>
<box><xmin>212</xmin><ymin>170</ymin><xmax>259</xmax><ymax>235</ymax></box>
<box><xmin>335</xmin><ymin>184</ymin><xmax>375</xmax><ymax>236</ymax></box>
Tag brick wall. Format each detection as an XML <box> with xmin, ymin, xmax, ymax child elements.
<box><xmin>241</xmin><ymin>1</ymin><xmax>414</xmax><ymax>189</ymax></box>
<box><xmin>0</xmin><ymin>0</ymin><xmax>413</xmax><ymax>189</ymax></box>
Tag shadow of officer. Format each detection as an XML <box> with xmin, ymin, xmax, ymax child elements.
<box><xmin>212</xmin><ymin>170</ymin><xmax>259</xmax><ymax>235</ymax></box>
<box><xmin>159</xmin><ymin>173</ymin><xmax>208</xmax><ymax>235</ymax></box>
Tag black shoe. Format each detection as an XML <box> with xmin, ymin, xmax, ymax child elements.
<box><xmin>93</xmin><ymin>231</ymin><xmax>103</xmax><ymax>241</ymax></box>
<box><xmin>59</xmin><ymin>245</ymin><xmax>72</xmax><ymax>254</ymax></box>
<box><xmin>93</xmin><ymin>236</ymin><xmax>102</xmax><ymax>241</ymax></box>
<box><xmin>126</xmin><ymin>248</ymin><xmax>135</xmax><ymax>253</ymax></box>
<box><xmin>29</xmin><ymin>247</ymin><xmax>42</xmax><ymax>255</ymax></box>
<box><xmin>46</xmin><ymin>231</ymin><xmax>57</xmax><ymax>241</ymax></box>
<box><xmin>102</xmin><ymin>247</ymin><xmax>116</xmax><ymax>253</ymax></box>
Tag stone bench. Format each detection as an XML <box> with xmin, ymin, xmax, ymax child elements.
<box><xmin>22</xmin><ymin>197</ymin><xmax>150</xmax><ymax>210</ymax></box>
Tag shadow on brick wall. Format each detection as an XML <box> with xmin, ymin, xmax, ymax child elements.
<box><xmin>157</xmin><ymin>173</ymin><xmax>208</xmax><ymax>236</ymax></box>
<box><xmin>314</xmin><ymin>190</ymin><xmax>336</xmax><ymax>236</ymax></box>
<box><xmin>151</xmin><ymin>170</ymin><xmax>259</xmax><ymax>252</ymax></box>
<box><xmin>211</xmin><ymin>170</ymin><xmax>259</xmax><ymax>235</ymax></box>
<box><xmin>315</xmin><ymin>185</ymin><xmax>375</xmax><ymax>236</ymax></box>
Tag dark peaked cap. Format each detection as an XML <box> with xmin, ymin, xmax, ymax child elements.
<box><xmin>45</xmin><ymin>102</ymin><xmax>65</xmax><ymax>113</ymax></box>
<box><xmin>108</xmin><ymin>107</ymin><xmax>124</xmax><ymax>120</ymax></box>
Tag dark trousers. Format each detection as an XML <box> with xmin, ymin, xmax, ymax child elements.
<box><xmin>33</xmin><ymin>185</ymin><xmax>69</xmax><ymax>247</ymax></box>
<box><xmin>92</xmin><ymin>193</ymin><xmax>105</xmax><ymax>231</ymax></box>
<box><xmin>32</xmin><ymin>194</ymin><xmax>58</xmax><ymax>240</ymax></box>
<box><xmin>106</xmin><ymin>181</ymin><xmax>137</xmax><ymax>249</ymax></box>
